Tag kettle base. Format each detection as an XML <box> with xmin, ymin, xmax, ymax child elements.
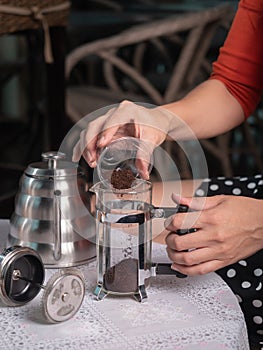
<box><xmin>7</xmin><ymin>235</ymin><xmax>96</xmax><ymax>268</ymax></box>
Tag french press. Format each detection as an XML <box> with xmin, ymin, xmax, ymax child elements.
<box><xmin>0</xmin><ymin>245</ymin><xmax>85</xmax><ymax>323</ymax></box>
<box><xmin>91</xmin><ymin>137</ymin><xmax>194</xmax><ymax>302</ymax></box>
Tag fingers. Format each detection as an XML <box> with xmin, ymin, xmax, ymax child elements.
<box><xmin>85</xmin><ymin>106</ymin><xmax>137</xmax><ymax>166</ymax></box>
<box><xmin>85</xmin><ymin>108</ymin><xmax>118</xmax><ymax>165</ymax></box>
<box><xmin>134</xmin><ymin>158</ymin><xmax>149</xmax><ymax>179</ymax></box>
<box><xmin>96</xmin><ymin>104</ymin><xmax>135</xmax><ymax>148</ymax></box>
<box><xmin>164</xmin><ymin>194</ymin><xmax>225</xmax><ymax>236</ymax></box>
<box><xmin>72</xmin><ymin>100</ymin><xmax>170</xmax><ymax>167</ymax></box>
<box><xmin>170</xmin><ymin>260</ymin><xmax>224</xmax><ymax>276</ymax></box>
<box><xmin>171</xmin><ymin>193</ymin><xmax>222</xmax><ymax>211</ymax></box>
<box><xmin>164</xmin><ymin>210</ymin><xmax>201</xmax><ymax>233</ymax></box>
<box><xmin>165</xmin><ymin>229</ymin><xmax>207</xmax><ymax>252</ymax></box>
<box><xmin>167</xmin><ymin>245</ymin><xmax>216</xmax><ymax>266</ymax></box>
<box><xmin>72</xmin><ymin>129</ymin><xmax>98</xmax><ymax>166</ymax></box>
<box><xmin>166</xmin><ymin>242</ymin><xmax>229</xmax><ymax>275</ymax></box>
<box><xmin>72</xmin><ymin>107</ymin><xmax>119</xmax><ymax>166</ymax></box>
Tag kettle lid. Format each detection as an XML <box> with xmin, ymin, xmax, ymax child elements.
<box><xmin>25</xmin><ymin>151</ymin><xmax>81</xmax><ymax>177</ymax></box>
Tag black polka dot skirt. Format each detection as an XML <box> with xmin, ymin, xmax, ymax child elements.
<box><xmin>195</xmin><ymin>175</ymin><xmax>263</xmax><ymax>350</ymax></box>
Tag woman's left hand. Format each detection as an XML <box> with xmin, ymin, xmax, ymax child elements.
<box><xmin>165</xmin><ymin>193</ymin><xmax>263</xmax><ymax>275</ymax></box>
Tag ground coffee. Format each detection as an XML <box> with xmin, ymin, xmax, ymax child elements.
<box><xmin>103</xmin><ymin>258</ymin><xmax>138</xmax><ymax>293</ymax></box>
<box><xmin>110</xmin><ymin>168</ymin><xmax>136</xmax><ymax>189</ymax></box>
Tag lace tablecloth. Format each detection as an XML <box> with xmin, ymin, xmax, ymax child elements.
<box><xmin>0</xmin><ymin>220</ymin><xmax>249</xmax><ymax>350</ymax></box>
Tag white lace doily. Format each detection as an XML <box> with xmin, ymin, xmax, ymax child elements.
<box><xmin>0</xmin><ymin>220</ymin><xmax>249</xmax><ymax>350</ymax></box>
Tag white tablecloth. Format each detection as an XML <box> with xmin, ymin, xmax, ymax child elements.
<box><xmin>0</xmin><ymin>220</ymin><xmax>249</xmax><ymax>350</ymax></box>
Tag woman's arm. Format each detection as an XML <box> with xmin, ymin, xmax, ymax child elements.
<box><xmin>164</xmin><ymin>0</ymin><xmax>263</xmax><ymax>139</ymax></box>
<box><xmin>163</xmin><ymin>79</ymin><xmax>245</xmax><ymax>140</ymax></box>
<box><xmin>74</xmin><ymin>0</ymin><xmax>263</xmax><ymax>167</ymax></box>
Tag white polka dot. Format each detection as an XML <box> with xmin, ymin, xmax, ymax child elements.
<box><xmin>226</xmin><ymin>269</ymin><xmax>236</xmax><ymax>278</ymax></box>
<box><xmin>232</xmin><ymin>188</ymin><xmax>241</xmax><ymax>195</ymax></box>
<box><xmin>196</xmin><ymin>189</ymin><xmax>205</xmax><ymax>196</ymax></box>
<box><xmin>225</xmin><ymin>180</ymin><xmax>233</xmax><ymax>186</ymax></box>
<box><xmin>238</xmin><ymin>260</ymin><xmax>247</xmax><ymax>266</ymax></box>
<box><xmin>257</xmin><ymin>330</ymin><xmax>263</xmax><ymax>335</ymax></box>
<box><xmin>210</xmin><ymin>184</ymin><xmax>219</xmax><ymax>191</ymax></box>
<box><xmin>240</xmin><ymin>177</ymin><xmax>248</xmax><ymax>181</ymax></box>
<box><xmin>259</xmin><ymin>180</ymin><xmax>263</xmax><ymax>186</ymax></box>
<box><xmin>241</xmin><ymin>281</ymin><xmax>251</xmax><ymax>289</ymax></box>
<box><xmin>247</xmin><ymin>182</ymin><xmax>256</xmax><ymax>189</ymax></box>
<box><xmin>255</xmin><ymin>174</ymin><xmax>262</xmax><ymax>178</ymax></box>
<box><xmin>252</xmin><ymin>300</ymin><xmax>262</xmax><ymax>308</ymax></box>
<box><xmin>236</xmin><ymin>294</ymin><xmax>242</xmax><ymax>303</ymax></box>
<box><xmin>203</xmin><ymin>178</ymin><xmax>211</xmax><ymax>182</ymax></box>
<box><xmin>217</xmin><ymin>177</ymin><xmax>225</xmax><ymax>180</ymax></box>
<box><xmin>254</xmin><ymin>268</ymin><xmax>263</xmax><ymax>277</ymax></box>
<box><xmin>256</xmin><ymin>282</ymin><xmax>262</xmax><ymax>291</ymax></box>
<box><xmin>254</xmin><ymin>316</ymin><xmax>263</xmax><ymax>324</ymax></box>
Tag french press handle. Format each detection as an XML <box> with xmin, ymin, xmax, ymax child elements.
<box><xmin>173</xmin><ymin>204</ymin><xmax>197</xmax><ymax>278</ymax></box>
<box><xmin>154</xmin><ymin>204</ymin><xmax>197</xmax><ymax>279</ymax></box>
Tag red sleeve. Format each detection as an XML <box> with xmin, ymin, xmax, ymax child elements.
<box><xmin>210</xmin><ymin>0</ymin><xmax>263</xmax><ymax>118</ymax></box>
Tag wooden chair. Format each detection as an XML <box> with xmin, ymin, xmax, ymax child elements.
<box><xmin>65</xmin><ymin>4</ymin><xmax>235</xmax><ymax>179</ymax></box>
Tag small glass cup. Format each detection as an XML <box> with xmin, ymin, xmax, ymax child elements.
<box><xmin>96</xmin><ymin>137</ymin><xmax>153</xmax><ymax>189</ymax></box>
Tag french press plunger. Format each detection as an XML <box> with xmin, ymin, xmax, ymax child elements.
<box><xmin>0</xmin><ymin>245</ymin><xmax>85</xmax><ymax>323</ymax></box>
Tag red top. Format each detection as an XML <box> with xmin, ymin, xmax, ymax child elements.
<box><xmin>210</xmin><ymin>0</ymin><xmax>263</xmax><ymax>118</ymax></box>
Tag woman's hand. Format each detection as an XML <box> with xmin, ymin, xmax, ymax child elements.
<box><xmin>165</xmin><ymin>193</ymin><xmax>263</xmax><ymax>275</ymax></box>
<box><xmin>72</xmin><ymin>101</ymin><xmax>179</xmax><ymax>177</ymax></box>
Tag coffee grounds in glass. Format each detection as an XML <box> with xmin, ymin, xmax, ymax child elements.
<box><xmin>110</xmin><ymin>168</ymin><xmax>136</xmax><ymax>189</ymax></box>
<box><xmin>103</xmin><ymin>258</ymin><xmax>138</xmax><ymax>293</ymax></box>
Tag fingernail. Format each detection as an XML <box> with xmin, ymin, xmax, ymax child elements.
<box><xmin>141</xmin><ymin>169</ymin><xmax>149</xmax><ymax>180</ymax></box>
<box><xmin>72</xmin><ymin>153</ymin><xmax>78</xmax><ymax>162</ymax></box>
<box><xmin>72</xmin><ymin>149</ymin><xmax>79</xmax><ymax>162</ymax></box>
<box><xmin>89</xmin><ymin>160</ymin><xmax>97</xmax><ymax>168</ymax></box>
<box><xmin>171</xmin><ymin>193</ymin><xmax>182</xmax><ymax>203</ymax></box>
<box><xmin>82</xmin><ymin>148</ymin><xmax>92</xmax><ymax>163</ymax></box>
<box><xmin>86</xmin><ymin>150</ymin><xmax>92</xmax><ymax>162</ymax></box>
<box><xmin>97</xmin><ymin>136</ymin><xmax>105</xmax><ymax>148</ymax></box>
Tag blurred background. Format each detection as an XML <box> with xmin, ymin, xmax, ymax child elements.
<box><xmin>0</xmin><ymin>0</ymin><xmax>262</xmax><ymax>218</ymax></box>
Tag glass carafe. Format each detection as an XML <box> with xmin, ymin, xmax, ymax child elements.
<box><xmin>90</xmin><ymin>180</ymin><xmax>153</xmax><ymax>302</ymax></box>
<box><xmin>90</xmin><ymin>178</ymin><xmax>193</xmax><ymax>302</ymax></box>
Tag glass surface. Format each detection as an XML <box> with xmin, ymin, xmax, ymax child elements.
<box><xmin>90</xmin><ymin>180</ymin><xmax>153</xmax><ymax>297</ymax></box>
<box><xmin>97</xmin><ymin>137</ymin><xmax>153</xmax><ymax>189</ymax></box>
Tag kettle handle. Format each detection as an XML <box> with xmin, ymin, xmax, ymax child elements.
<box><xmin>53</xmin><ymin>190</ymin><xmax>62</xmax><ymax>261</ymax></box>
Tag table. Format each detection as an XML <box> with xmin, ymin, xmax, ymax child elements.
<box><xmin>0</xmin><ymin>219</ymin><xmax>249</xmax><ymax>350</ymax></box>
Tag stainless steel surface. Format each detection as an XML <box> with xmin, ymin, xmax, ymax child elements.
<box><xmin>42</xmin><ymin>269</ymin><xmax>85</xmax><ymax>323</ymax></box>
<box><xmin>41</xmin><ymin>151</ymin><xmax>66</xmax><ymax>170</ymax></box>
<box><xmin>53</xmin><ymin>189</ymin><xmax>62</xmax><ymax>261</ymax></box>
<box><xmin>8</xmin><ymin>151</ymin><xmax>96</xmax><ymax>268</ymax></box>
<box><xmin>0</xmin><ymin>246</ymin><xmax>45</xmax><ymax>306</ymax></box>
<box><xmin>0</xmin><ymin>245</ymin><xmax>85</xmax><ymax>323</ymax></box>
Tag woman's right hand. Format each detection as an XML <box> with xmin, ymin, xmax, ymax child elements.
<box><xmin>72</xmin><ymin>100</ymin><xmax>175</xmax><ymax>178</ymax></box>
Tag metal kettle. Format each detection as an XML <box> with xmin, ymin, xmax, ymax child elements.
<box><xmin>8</xmin><ymin>151</ymin><xmax>96</xmax><ymax>268</ymax></box>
